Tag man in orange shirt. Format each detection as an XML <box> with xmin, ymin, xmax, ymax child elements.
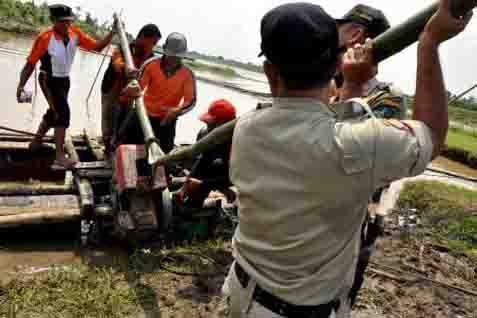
<box><xmin>122</xmin><ymin>32</ymin><xmax>196</xmax><ymax>153</ymax></box>
<box><xmin>16</xmin><ymin>4</ymin><xmax>115</xmax><ymax>170</ymax></box>
<box><xmin>101</xmin><ymin>24</ymin><xmax>161</xmax><ymax>159</ymax></box>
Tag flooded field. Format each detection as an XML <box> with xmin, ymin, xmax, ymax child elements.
<box><xmin>0</xmin><ymin>31</ymin><xmax>266</xmax><ymax>145</ymax></box>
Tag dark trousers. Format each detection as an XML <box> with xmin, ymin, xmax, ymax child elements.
<box><xmin>40</xmin><ymin>75</ymin><xmax>71</xmax><ymax>128</ymax></box>
<box><xmin>113</xmin><ymin>107</ymin><xmax>176</xmax><ymax>154</ymax></box>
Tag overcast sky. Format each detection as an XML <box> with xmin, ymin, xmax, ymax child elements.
<box><xmin>51</xmin><ymin>0</ymin><xmax>477</xmax><ymax>96</ymax></box>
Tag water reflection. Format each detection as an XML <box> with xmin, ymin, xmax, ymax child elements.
<box><xmin>0</xmin><ymin>34</ymin><xmax>266</xmax><ymax>144</ymax></box>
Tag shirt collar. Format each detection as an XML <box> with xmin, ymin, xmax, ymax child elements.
<box><xmin>272</xmin><ymin>97</ymin><xmax>336</xmax><ymax>117</ymax></box>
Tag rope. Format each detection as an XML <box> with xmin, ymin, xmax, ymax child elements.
<box><xmin>0</xmin><ymin>125</ymin><xmax>45</xmax><ymax>138</ymax></box>
<box><xmin>85</xmin><ymin>44</ymin><xmax>112</xmax><ymax>125</ymax></box>
<box><xmin>84</xmin><ymin>11</ymin><xmax>122</xmax><ymax>133</ymax></box>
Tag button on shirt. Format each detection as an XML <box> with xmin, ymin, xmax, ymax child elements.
<box><xmin>230</xmin><ymin>98</ymin><xmax>433</xmax><ymax>306</ymax></box>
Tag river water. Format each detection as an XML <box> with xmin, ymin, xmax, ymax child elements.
<box><xmin>0</xmin><ymin>32</ymin><xmax>268</xmax><ymax>144</ymax></box>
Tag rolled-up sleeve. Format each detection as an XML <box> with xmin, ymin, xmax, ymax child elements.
<box><xmin>373</xmin><ymin>119</ymin><xmax>433</xmax><ymax>187</ymax></box>
<box><xmin>336</xmin><ymin>118</ymin><xmax>434</xmax><ymax>189</ymax></box>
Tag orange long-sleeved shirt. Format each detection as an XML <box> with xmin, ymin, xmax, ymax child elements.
<box><xmin>139</xmin><ymin>58</ymin><xmax>197</xmax><ymax>118</ymax></box>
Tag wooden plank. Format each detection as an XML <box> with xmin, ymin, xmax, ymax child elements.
<box><xmin>0</xmin><ymin>195</ymin><xmax>80</xmax><ymax>216</ymax></box>
<box><xmin>0</xmin><ymin>209</ymin><xmax>80</xmax><ymax>227</ymax></box>
<box><xmin>0</xmin><ymin>183</ymin><xmax>75</xmax><ymax>196</ymax></box>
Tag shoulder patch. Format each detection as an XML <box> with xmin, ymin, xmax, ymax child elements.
<box><xmin>383</xmin><ymin>119</ymin><xmax>415</xmax><ymax>136</ymax></box>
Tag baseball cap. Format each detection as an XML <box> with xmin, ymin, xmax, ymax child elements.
<box><xmin>336</xmin><ymin>4</ymin><xmax>390</xmax><ymax>39</ymax></box>
<box><xmin>200</xmin><ymin>99</ymin><xmax>236</xmax><ymax>124</ymax></box>
<box><xmin>49</xmin><ymin>4</ymin><xmax>74</xmax><ymax>21</ymax></box>
<box><xmin>259</xmin><ymin>3</ymin><xmax>339</xmax><ymax>76</ymax></box>
<box><xmin>163</xmin><ymin>32</ymin><xmax>188</xmax><ymax>58</ymax></box>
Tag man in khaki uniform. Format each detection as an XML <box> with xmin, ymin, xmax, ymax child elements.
<box><xmin>223</xmin><ymin>1</ymin><xmax>472</xmax><ymax>317</ymax></box>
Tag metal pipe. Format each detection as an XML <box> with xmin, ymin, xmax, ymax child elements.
<box><xmin>113</xmin><ymin>13</ymin><xmax>165</xmax><ymax>164</ymax></box>
<box><xmin>373</xmin><ymin>0</ymin><xmax>477</xmax><ymax>62</ymax></box>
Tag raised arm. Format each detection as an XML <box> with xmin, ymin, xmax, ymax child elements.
<box><xmin>413</xmin><ymin>0</ymin><xmax>472</xmax><ymax>158</ymax></box>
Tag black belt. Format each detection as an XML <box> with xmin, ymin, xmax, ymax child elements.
<box><xmin>234</xmin><ymin>262</ymin><xmax>340</xmax><ymax>317</ymax></box>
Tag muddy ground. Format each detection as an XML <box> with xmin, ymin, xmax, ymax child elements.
<box><xmin>0</xmin><ymin>187</ymin><xmax>476</xmax><ymax>317</ymax></box>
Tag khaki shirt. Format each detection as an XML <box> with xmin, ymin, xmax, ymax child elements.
<box><xmin>230</xmin><ymin>98</ymin><xmax>433</xmax><ymax>306</ymax></box>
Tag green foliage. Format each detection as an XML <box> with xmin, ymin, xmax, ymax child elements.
<box><xmin>0</xmin><ymin>0</ymin><xmax>111</xmax><ymax>38</ymax></box>
<box><xmin>188</xmin><ymin>50</ymin><xmax>262</xmax><ymax>73</ymax></box>
<box><xmin>448</xmin><ymin>106</ymin><xmax>477</xmax><ymax>127</ymax></box>
<box><xmin>398</xmin><ymin>181</ymin><xmax>477</xmax><ymax>255</ymax></box>
<box><xmin>185</xmin><ymin>60</ymin><xmax>237</xmax><ymax>77</ymax></box>
<box><xmin>447</xmin><ymin>128</ymin><xmax>477</xmax><ymax>154</ymax></box>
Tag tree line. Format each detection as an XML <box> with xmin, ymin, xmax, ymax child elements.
<box><xmin>0</xmin><ymin>0</ymin><xmax>132</xmax><ymax>41</ymax></box>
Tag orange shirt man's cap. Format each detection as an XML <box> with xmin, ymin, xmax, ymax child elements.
<box><xmin>200</xmin><ymin>99</ymin><xmax>236</xmax><ymax>124</ymax></box>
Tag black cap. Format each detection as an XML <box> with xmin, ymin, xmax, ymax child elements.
<box><xmin>137</xmin><ymin>24</ymin><xmax>162</xmax><ymax>39</ymax></box>
<box><xmin>49</xmin><ymin>4</ymin><xmax>74</xmax><ymax>21</ymax></box>
<box><xmin>336</xmin><ymin>4</ymin><xmax>390</xmax><ymax>39</ymax></box>
<box><xmin>259</xmin><ymin>3</ymin><xmax>339</xmax><ymax>75</ymax></box>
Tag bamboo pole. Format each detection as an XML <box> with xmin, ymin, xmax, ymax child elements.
<box><xmin>153</xmin><ymin>0</ymin><xmax>477</xmax><ymax>166</ymax></box>
<box><xmin>114</xmin><ymin>13</ymin><xmax>164</xmax><ymax>165</ymax></box>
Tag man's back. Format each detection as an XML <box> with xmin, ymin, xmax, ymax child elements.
<box><xmin>231</xmin><ymin>98</ymin><xmax>433</xmax><ymax>305</ymax></box>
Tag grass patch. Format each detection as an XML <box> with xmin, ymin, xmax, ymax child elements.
<box><xmin>397</xmin><ymin>181</ymin><xmax>477</xmax><ymax>255</ymax></box>
<box><xmin>0</xmin><ymin>265</ymin><xmax>150</xmax><ymax>318</ymax></box>
<box><xmin>447</xmin><ymin>128</ymin><xmax>477</xmax><ymax>153</ymax></box>
<box><xmin>0</xmin><ymin>240</ymin><xmax>233</xmax><ymax>317</ymax></box>
<box><xmin>449</xmin><ymin>106</ymin><xmax>477</xmax><ymax>127</ymax></box>
<box><xmin>185</xmin><ymin>60</ymin><xmax>237</xmax><ymax>78</ymax></box>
